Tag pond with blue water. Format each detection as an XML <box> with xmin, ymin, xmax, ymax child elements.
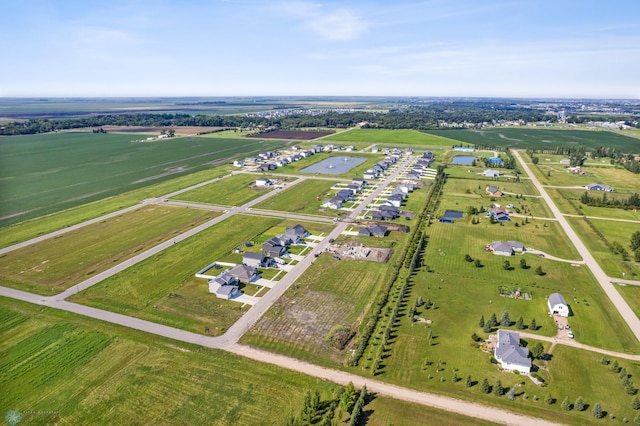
<box><xmin>451</xmin><ymin>155</ymin><xmax>477</xmax><ymax>165</ymax></box>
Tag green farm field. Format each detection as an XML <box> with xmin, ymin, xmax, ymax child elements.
<box><xmin>0</xmin><ymin>132</ymin><xmax>284</xmax><ymax>226</ymax></box>
<box><xmin>70</xmin><ymin>214</ymin><xmax>284</xmax><ymax>335</ymax></box>
<box><xmin>416</xmin><ymin>221</ymin><xmax>638</xmax><ymax>352</ymax></box>
<box><xmin>172</xmin><ymin>173</ymin><xmax>278</xmax><ymax>206</ymax></box>
<box><xmin>253</xmin><ymin>179</ymin><xmax>337</xmax><ymax>217</ymax></box>
<box><xmin>0</xmin><ymin>166</ymin><xmax>234</xmax><ymax>249</ymax></box>
<box><xmin>565</xmin><ymin>217</ymin><xmax>640</xmax><ymax>279</ymax></box>
<box><xmin>0</xmin><ymin>299</ymin><xmax>492</xmax><ymax>426</ymax></box>
<box><xmin>616</xmin><ymin>285</ymin><xmax>640</xmax><ymax>320</ymax></box>
<box><xmin>425</xmin><ymin>128</ymin><xmax>638</xmax><ymax>152</ymax></box>
<box><xmin>0</xmin><ymin>205</ymin><xmax>218</xmax><ymax>295</ymax></box>
<box><xmin>324</xmin><ymin>128</ymin><xmax>459</xmax><ymax>146</ymax></box>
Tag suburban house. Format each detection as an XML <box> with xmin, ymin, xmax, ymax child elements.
<box><xmin>488</xmin><ymin>207</ymin><xmax>510</xmax><ymax>221</ymax></box>
<box><xmin>233</xmin><ymin>160</ymin><xmax>245</xmax><ymax>167</ymax></box>
<box><xmin>208</xmin><ymin>272</ymin><xmax>240</xmax><ymax>300</ymax></box>
<box><xmin>568</xmin><ymin>166</ymin><xmax>585</xmax><ymax>175</ymax></box>
<box><xmin>228</xmin><ymin>264</ymin><xmax>259</xmax><ymax>283</ymax></box>
<box><xmin>584</xmin><ymin>183</ymin><xmax>614</xmax><ymax>192</ymax></box>
<box><xmin>255</xmin><ymin>178</ymin><xmax>272</xmax><ymax>187</ymax></box>
<box><xmin>406</xmin><ymin>172</ymin><xmax>421</xmax><ymax>181</ymax></box>
<box><xmin>494</xmin><ymin>330</ymin><xmax>532</xmax><ymax>373</ymax></box>
<box><xmin>363</xmin><ymin>170</ymin><xmax>378</xmax><ymax>180</ymax></box>
<box><xmin>422</xmin><ymin>151</ymin><xmax>433</xmax><ymax>160</ymax></box>
<box><xmin>387</xmin><ymin>193</ymin><xmax>404</xmax><ymax>207</ymax></box>
<box><xmin>371</xmin><ymin>210</ymin><xmax>398</xmax><ymax>221</ymax></box>
<box><xmin>358</xmin><ymin>225</ymin><xmax>388</xmax><ymax>237</ymax></box>
<box><xmin>286</xmin><ymin>224</ymin><xmax>309</xmax><ymax>239</ymax></box>
<box><xmin>242</xmin><ymin>252</ymin><xmax>274</xmax><ymax>269</ymax></box>
<box><xmin>485</xmin><ymin>185</ymin><xmax>504</xmax><ymax>197</ymax></box>
<box><xmin>489</xmin><ymin>241</ymin><xmax>525</xmax><ymax>256</ymax></box>
<box><xmin>262</xmin><ymin>240</ymin><xmax>287</xmax><ymax>258</ymax></box>
<box><xmin>352</xmin><ymin>177</ymin><xmax>365</xmax><ymax>187</ymax></box>
<box><xmin>548</xmin><ymin>293</ymin><xmax>570</xmax><ymax>317</ymax></box>
<box><xmin>337</xmin><ymin>189</ymin><xmax>355</xmax><ymax>200</ymax></box>
<box><xmin>483</xmin><ymin>170</ymin><xmax>501</xmax><ymax>178</ymax></box>
<box><xmin>323</xmin><ymin>196</ymin><xmax>345</xmax><ymax>209</ymax></box>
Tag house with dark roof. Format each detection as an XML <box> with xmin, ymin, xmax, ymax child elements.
<box><xmin>323</xmin><ymin>196</ymin><xmax>344</xmax><ymax>209</ymax></box>
<box><xmin>243</xmin><ymin>252</ymin><xmax>274</xmax><ymax>269</ymax></box>
<box><xmin>485</xmin><ymin>185</ymin><xmax>503</xmax><ymax>197</ymax></box>
<box><xmin>369</xmin><ymin>225</ymin><xmax>387</xmax><ymax>237</ymax></box>
<box><xmin>352</xmin><ymin>177</ymin><xmax>365</xmax><ymax>187</ymax></box>
<box><xmin>337</xmin><ymin>189</ymin><xmax>355</xmax><ymax>200</ymax></box>
<box><xmin>387</xmin><ymin>193</ymin><xmax>404</xmax><ymax>207</ymax></box>
<box><xmin>494</xmin><ymin>330</ymin><xmax>532</xmax><ymax>373</ymax></box>
<box><xmin>208</xmin><ymin>272</ymin><xmax>240</xmax><ymax>300</ymax></box>
<box><xmin>548</xmin><ymin>293</ymin><xmax>570</xmax><ymax>317</ymax></box>
<box><xmin>262</xmin><ymin>241</ymin><xmax>287</xmax><ymax>258</ymax></box>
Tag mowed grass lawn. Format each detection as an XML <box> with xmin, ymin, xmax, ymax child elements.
<box><xmin>439</xmin><ymin>178</ymin><xmax>550</xmax><ymax>218</ymax></box>
<box><xmin>0</xmin><ymin>132</ymin><xmax>283</xmax><ymax>226</ymax></box>
<box><xmin>534</xmin><ymin>164</ymin><xmax>640</xmax><ymax>193</ymax></box>
<box><xmin>566</xmin><ymin>217</ymin><xmax>640</xmax><ymax>279</ymax></box>
<box><xmin>172</xmin><ymin>173</ymin><xmax>274</xmax><ymax>206</ymax></box>
<box><xmin>0</xmin><ymin>205</ymin><xmax>217</xmax><ymax>295</ymax></box>
<box><xmin>254</xmin><ymin>179</ymin><xmax>337</xmax><ymax>216</ymax></box>
<box><xmin>616</xmin><ymin>284</ymin><xmax>640</xmax><ymax>320</ymax></box>
<box><xmin>0</xmin><ymin>299</ymin><xmax>491</xmax><ymax>426</ymax></box>
<box><xmin>416</xmin><ymin>221</ymin><xmax>639</xmax><ymax>352</ymax></box>
<box><xmin>242</xmin><ymin>253</ymin><xmax>399</xmax><ymax>367</ymax></box>
<box><xmin>70</xmin><ymin>214</ymin><xmax>283</xmax><ymax>335</ymax></box>
<box><xmin>324</xmin><ymin>128</ymin><xmax>459</xmax><ymax>146</ymax></box>
<box><xmin>0</xmin><ymin>166</ymin><xmax>234</xmax><ymax>249</ymax></box>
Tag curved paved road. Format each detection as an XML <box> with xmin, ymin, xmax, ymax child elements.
<box><xmin>513</xmin><ymin>150</ymin><xmax>640</xmax><ymax>343</ymax></box>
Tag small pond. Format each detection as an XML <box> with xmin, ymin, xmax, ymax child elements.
<box><xmin>301</xmin><ymin>156</ymin><xmax>367</xmax><ymax>175</ymax></box>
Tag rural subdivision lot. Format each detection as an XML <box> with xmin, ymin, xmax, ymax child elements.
<box><xmin>1</xmin><ymin>127</ymin><xmax>640</xmax><ymax>425</ymax></box>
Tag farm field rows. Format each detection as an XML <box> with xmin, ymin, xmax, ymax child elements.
<box><xmin>425</xmin><ymin>128</ymin><xmax>638</xmax><ymax>152</ymax></box>
<box><xmin>0</xmin><ymin>132</ymin><xmax>284</xmax><ymax>226</ymax></box>
<box><xmin>0</xmin><ymin>166</ymin><xmax>235</xmax><ymax>249</ymax></box>
<box><xmin>0</xmin><ymin>205</ymin><xmax>218</xmax><ymax>295</ymax></box>
<box><xmin>69</xmin><ymin>214</ymin><xmax>285</xmax><ymax>335</ymax></box>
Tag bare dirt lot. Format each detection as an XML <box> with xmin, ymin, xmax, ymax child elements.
<box><xmin>247</xmin><ymin>130</ymin><xmax>335</xmax><ymax>140</ymax></box>
<box><xmin>327</xmin><ymin>241</ymin><xmax>393</xmax><ymax>263</ymax></box>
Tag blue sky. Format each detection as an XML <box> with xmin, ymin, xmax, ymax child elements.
<box><xmin>2</xmin><ymin>0</ymin><xmax>639</xmax><ymax>98</ymax></box>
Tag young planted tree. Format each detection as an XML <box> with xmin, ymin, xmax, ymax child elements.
<box><xmin>479</xmin><ymin>315</ymin><xmax>485</xmax><ymax>328</ymax></box>
<box><xmin>561</xmin><ymin>396</ymin><xmax>572</xmax><ymax>411</ymax></box>
<box><xmin>500</xmin><ymin>311</ymin><xmax>511</xmax><ymax>326</ymax></box>
<box><xmin>515</xmin><ymin>316</ymin><xmax>525</xmax><ymax>330</ymax></box>
<box><xmin>480</xmin><ymin>378</ymin><xmax>491</xmax><ymax>394</ymax></box>
<box><xmin>503</xmin><ymin>260</ymin><xmax>512</xmax><ymax>270</ymax></box>
<box><xmin>529</xmin><ymin>318</ymin><xmax>537</xmax><ymax>331</ymax></box>
<box><xmin>506</xmin><ymin>387</ymin><xmax>516</xmax><ymax>401</ymax></box>
<box><xmin>465</xmin><ymin>254</ymin><xmax>474</xmax><ymax>262</ymax></box>
<box><xmin>545</xmin><ymin>393</ymin><xmax>554</xmax><ymax>405</ymax></box>
<box><xmin>493</xmin><ymin>380</ymin><xmax>503</xmax><ymax>396</ymax></box>
<box><xmin>612</xmin><ymin>360</ymin><xmax>621</xmax><ymax>373</ymax></box>
<box><xmin>575</xmin><ymin>396</ymin><xmax>585</xmax><ymax>412</ymax></box>
<box><xmin>520</xmin><ymin>258</ymin><xmax>529</xmax><ymax>269</ymax></box>
<box><xmin>535</xmin><ymin>266</ymin><xmax>545</xmax><ymax>276</ymax></box>
<box><xmin>340</xmin><ymin>382</ymin><xmax>358</xmax><ymax>413</ymax></box>
<box><xmin>489</xmin><ymin>313</ymin><xmax>498</xmax><ymax>327</ymax></box>
<box><xmin>465</xmin><ymin>375</ymin><xmax>473</xmax><ymax>388</ymax></box>
<box><xmin>474</xmin><ymin>259</ymin><xmax>483</xmax><ymax>268</ymax></box>
<box><xmin>592</xmin><ymin>402</ymin><xmax>604</xmax><ymax>418</ymax></box>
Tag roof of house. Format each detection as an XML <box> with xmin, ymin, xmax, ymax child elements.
<box><xmin>369</xmin><ymin>225</ymin><xmax>387</xmax><ymax>236</ymax></box>
<box><xmin>549</xmin><ymin>293</ymin><xmax>567</xmax><ymax>307</ymax></box>
<box><xmin>490</xmin><ymin>241</ymin><xmax>515</xmax><ymax>253</ymax></box>
<box><xmin>358</xmin><ymin>227</ymin><xmax>371</xmax><ymax>236</ymax></box>
<box><xmin>243</xmin><ymin>252</ymin><xmax>265</xmax><ymax>261</ymax></box>
<box><xmin>487</xmin><ymin>185</ymin><xmax>500</xmax><ymax>193</ymax></box>
<box><xmin>286</xmin><ymin>224</ymin><xmax>307</xmax><ymax>237</ymax></box>
<box><xmin>214</xmin><ymin>272</ymin><xmax>237</xmax><ymax>286</ymax></box>
<box><xmin>228</xmin><ymin>264</ymin><xmax>258</xmax><ymax>282</ymax></box>
<box><xmin>388</xmin><ymin>194</ymin><xmax>404</xmax><ymax>201</ymax></box>
<box><xmin>495</xmin><ymin>330</ymin><xmax>531</xmax><ymax>369</ymax></box>
<box><xmin>216</xmin><ymin>285</ymin><xmax>236</xmax><ymax>297</ymax></box>
<box><xmin>586</xmin><ymin>183</ymin><xmax>613</xmax><ymax>191</ymax></box>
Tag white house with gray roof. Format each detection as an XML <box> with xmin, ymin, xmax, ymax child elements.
<box><xmin>494</xmin><ymin>330</ymin><xmax>531</xmax><ymax>373</ymax></box>
<box><xmin>489</xmin><ymin>241</ymin><xmax>525</xmax><ymax>256</ymax></box>
<box><xmin>548</xmin><ymin>293</ymin><xmax>569</xmax><ymax>317</ymax></box>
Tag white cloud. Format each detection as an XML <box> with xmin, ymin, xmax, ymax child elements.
<box><xmin>279</xmin><ymin>1</ymin><xmax>368</xmax><ymax>41</ymax></box>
